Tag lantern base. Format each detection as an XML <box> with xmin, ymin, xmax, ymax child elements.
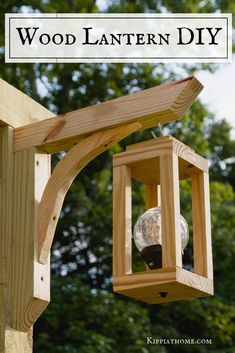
<box><xmin>141</xmin><ymin>245</ymin><xmax>162</xmax><ymax>269</ymax></box>
<box><xmin>113</xmin><ymin>267</ymin><xmax>213</xmax><ymax>304</ymax></box>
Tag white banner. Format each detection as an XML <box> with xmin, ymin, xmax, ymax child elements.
<box><xmin>5</xmin><ymin>13</ymin><xmax>232</xmax><ymax>63</ymax></box>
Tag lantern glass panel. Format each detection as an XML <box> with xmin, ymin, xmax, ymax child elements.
<box><xmin>133</xmin><ymin>207</ymin><xmax>189</xmax><ymax>269</ymax></box>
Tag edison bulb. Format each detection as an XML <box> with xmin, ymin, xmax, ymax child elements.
<box><xmin>133</xmin><ymin>207</ymin><xmax>189</xmax><ymax>269</ymax></box>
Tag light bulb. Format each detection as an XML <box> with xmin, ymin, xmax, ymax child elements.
<box><xmin>133</xmin><ymin>207</ymin><xmax>189</xmax><ymax>269</ymax></box>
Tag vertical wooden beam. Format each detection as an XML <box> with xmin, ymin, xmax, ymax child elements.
<box><xmin>0</xmin><ymin>127</ymin><xmax>33</xmax><ymax>352</ymax></box>
<box><xmin>0</xmin><ymin>79</ymin><xmax>54</xmax><ymax>352</ymax></box>
<box><xmin>145</xmin><ymin>184</ymin><xmax>160</xmax><ymax>210</ymax></box>
<box><xmin>192</xmin><ymin>172</ymin><xmax>213</xmax><ymax>279</ymax></box>
<box><xmin>0</xmin><ymin>127</ymin><xmax>13</xmax><ymax>352</ymax></box>
<box><xmin>113</xmin><ymin>165</ymin><xmax>132</xmax><ymax>276</ymax></box>
<box><xmin>11</xmin><ymin>148</ymin><xmax>51</xmax><ymax>331</ymax></box>
<box><xmin>160</xmin><ymin>153</ymin><xmax>182</xmax><ymax>268</ymax></box>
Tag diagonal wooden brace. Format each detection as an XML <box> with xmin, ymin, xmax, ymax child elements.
<box><xmin>38</xmin><ymin>122</ymin><xmax>142</xmax><ymax>265</ymax></box>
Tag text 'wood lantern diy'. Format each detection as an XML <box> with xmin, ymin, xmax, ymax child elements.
<box><xmin>113</xmin><ymin>136</ymin><xmax>213</xmax><ymax>304</ymax></box>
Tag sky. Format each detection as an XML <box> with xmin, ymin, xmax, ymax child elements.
<box><xmin>196</xmin><ymin>60</ymin><xmax>235</xmax><ymax>138</ymax></box>
<box><xmin>96</xmin><ymin>0</ymin><xmax>234</xmax><ymax>139</ymax></box>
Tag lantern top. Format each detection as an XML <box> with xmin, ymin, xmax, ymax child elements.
<box><xmin>113</xmin><ymin>135</ymin><xmax>208</xmax><ymax>184</ymax></box>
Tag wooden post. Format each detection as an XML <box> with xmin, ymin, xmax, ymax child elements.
<box><xmin>0</xmin><ymin>80</ymin><xmax>54</xmax><ymax>353</ymax></box>
<box><xmin>0</xmin><ymin>128</ymin><xmax>35</xmax><ymax>352</ymax></box>
<box><xmin>0</xmin><ymin>127</ymin><xmax>14</xmax><ymax>352</ymax></box>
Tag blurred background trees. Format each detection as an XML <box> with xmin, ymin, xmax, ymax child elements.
<box><xmin>0</xmin><ymin>1</ymin><xmax>235</xmax><ymax>352</ymax></box>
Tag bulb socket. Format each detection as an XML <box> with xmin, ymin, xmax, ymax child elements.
<box><xmin>140</xmin><ymin>244</ymin><xmax>162</xmax><ymax>270</ymax></box>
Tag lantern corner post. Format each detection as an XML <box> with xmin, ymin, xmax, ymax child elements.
<box><xmin>192</xmin><ymin>171</ymin><xmax>213</xmax><ymax>281</ymax></box>
<box><xmin>113</xmin><ymin>163</ymin><xmax>132</xmax><ymax>281</ymax></box>
<box><xmin>160</xmin><ymin>152</ymin><xmax>182</xmax><ymax>269</ymax></box>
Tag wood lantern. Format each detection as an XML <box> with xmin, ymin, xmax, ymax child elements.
<box><xmin>113</xmin><ymin>135</ymin><xmax>213</xmax><ymax>304</ymax></box>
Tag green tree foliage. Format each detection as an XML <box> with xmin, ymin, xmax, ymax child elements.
<box><xmin>0</xmin><ymin>1</ymin><xmax>235</xmax><ymax>352</ymax></box>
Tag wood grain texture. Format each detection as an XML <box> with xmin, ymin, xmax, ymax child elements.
<box><xmin>0</xmin><ymin>328</ymin><xmax>4</xmax><ymax>353</ymax></box>
<box><xmin>145</xmin><ymin>184</ymin><xmax>160</xmax><ymax>210</ymax></box>
<box><xmin>11</xmin><ymin>148</ymin><xmax>50</xmax><ymax>331</ymax></box>
<box><xmin>113</xmin><ymin>165</ymin><xmax>132</xmax><ymax>277</ymax></box>
<box><xmin>0</xmin><ymin>128</ymin><xmax>14</xmax><ymax>352</ymax></box>
<box><xmin>0</xmin><ymin>128</ymin><xmax>13</xmax><ymax>327</ymax></box>
<box><xmin>192</xmin><ymin>172</ymin><xmax>213</xmax><ymax>280</ymax></box>
<box><xmin>171</xmin><ymin>76</ymin><xmax>203</xmax><ymax>117</ymax></box>
<box><xmin>176</xmin><ymin>267</ymin><xmax>213</xmax><ymax>294</ymax></box>
<box><xmin>160</xmin><ymin>153</ymin><xmax>182</xmax><ymax>268</ymax></box>
<box><xmin>38</xmin><ymin>122</ymin><xmax>141</xmax><ymax>264</ymax></box>
<box><xmin>113</xmin><ymin>135</ymin><xmax>208</xmax><ymax>184</ymax></box>
<box><xmin>0</xmin><ymin>129</ymin><xmax>34</xmax><ymax>351</ymax></box>
<box><xmin>172</xmin><ymin>137</ymin><xmax>208</xmax><ymax>172</ymax></box>
<box><xmin>5</xmin><ymin>327</ymin><xmax>32</xmax><ymax>353</ymax></box>
<box><xmin>0</xmin><ymin>79</ymin><xmax>55</xmax><ymax>128</ymax></box>
<box><xmin>0</xmin><ymin>80</ymin><xmax>53</xmax><ymax>351</ymax></box>
<box><xmin>14</xmin><ymin>76</ymin><xmax>203</xmax><ymax>153</ymax></box>
<box><xmin>113</xmin><ymin>267</ymin><xmax>213</xmax><ymax>304</ymax></box>
<box><xmin>113</xmin><ymin>267</ymin><xmax>176</xmax><ymax>287</ymax></box>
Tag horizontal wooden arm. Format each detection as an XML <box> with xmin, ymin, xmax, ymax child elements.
<box><xmin>0</xmin><ymin>78</ymin><xmax>55</xmax><ymax>128</ymax></box>
<box><xmin>14</xmin><ymin>76</ymin><xmax>203</xmax><ymax>154</ymax></box>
